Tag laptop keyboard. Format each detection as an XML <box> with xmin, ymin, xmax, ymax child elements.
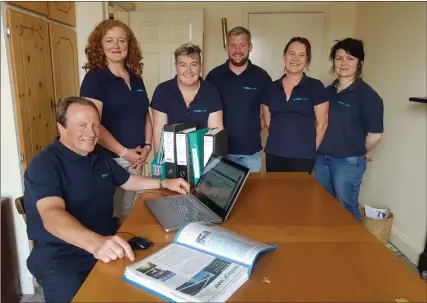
<box><xmin>165</xmin><ymin>196</ymin><xmax>215</xmax><ymax>222</ymax></box>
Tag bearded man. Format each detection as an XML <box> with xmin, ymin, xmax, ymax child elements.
<box><xmin>206</xmin><ymin>26</ymin><xmax>272</xmax><ymax>172</ymax></box>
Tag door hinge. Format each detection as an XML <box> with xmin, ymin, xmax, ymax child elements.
<box><xmin>6</xmin><ymin>26</ymin><xmax>11</xmax><ymax>37</ymax></box>
<box><xmin>19</xmin><ymin>153</ymin><xmax>24</xmax><ymax>162</ymax></box>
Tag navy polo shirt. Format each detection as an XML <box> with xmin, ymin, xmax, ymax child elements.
<box><xmin>262</xmin><ymin>74</ymin><xmax>328</xmax><ymax>159</ymax></box>
<box><xmin>318</xmin><ymin>79</ymin><xmax>384</xmax><ymax>157</ymax></box>
<box><xmin>23</xmin><ymin>138</ymin><xmax>130</xmax><ymax>245</ymax></box>
<box><xmin>150</xmin><ymin>76</ymin><xmax>222</xmax><ymax>129</ymax></box>
<box><xmin>206</xmin><ymin>60</ymin><xmax>272</xmax><ymax>155</ymax></box>
<box><xmin>80</xmin><ymin>67</ymin><xmax>150</xmax><ymax>157</ymax></box>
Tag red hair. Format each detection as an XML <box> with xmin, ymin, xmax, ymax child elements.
<box><xmin>83</xmin><ymin>20</ymin><xmax>143</xmax><ymax>77</ymax></box>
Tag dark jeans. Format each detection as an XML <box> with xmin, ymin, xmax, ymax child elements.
<box><xmin>314</xmin><ymin>154</ymin><xmax>366</xmax><ymax>221</ymax></box>
<box><xmin>266</xmin><ymin>153</ymin><xmax>315</xmax><ymax>174</ymax></box>
<box><xmin>27</xmin><ymin>244</ymin><xmax>97</xmax><ymax>303</ymax></box>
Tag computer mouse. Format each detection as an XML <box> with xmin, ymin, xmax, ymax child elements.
<box><xmin>128</xmin><ymin>236</ymin><xmax>153</xmax><ymax>250</ymax></box>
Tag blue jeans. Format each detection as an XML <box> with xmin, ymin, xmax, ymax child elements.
<box><xmin>314</xmin><ymin>154</ymin><xmax>366</xmax><ymax>221</ymax></box>
<box><xmin>227</xmin><ymin>151</ymin><xmax>262</xmax><ymax>172</ymax></box>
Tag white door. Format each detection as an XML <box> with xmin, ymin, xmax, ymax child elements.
<box><xmin>248</xmin><ymin>12</ymin><xmax>325</xmax><ymax>172</ymax></box>
<box><xmin>117</xmin><ymin>10</ymin><xmax>204</xmax><ymax>175</ymax></box>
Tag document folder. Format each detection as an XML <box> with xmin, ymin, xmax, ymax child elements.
<box><xmin>203</xmin><ymin>128</ymin><xmax>228</xmax><ymax>167</ymax></box>
<box><xmin>188</xmin><ymin>128</ymin><xmax>208</xmax><ymax>185</ymax></box>
<box><xmin>176</xmin><ymin>127</ymin><xmax>197</xmax><ymax>182</ymax></box>
<box><xmin>163</xmin><ymin>123</ymin><xmax>196</xmax><ymax>179</ymax></box>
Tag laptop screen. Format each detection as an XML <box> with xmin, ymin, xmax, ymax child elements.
<box><xmin>193</xmin><ymin>154</ymin><xmax>249</xmax><ymax>219</ymax></box>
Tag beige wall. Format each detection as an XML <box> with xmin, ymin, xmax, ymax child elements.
<box><xmin>76</xmin><ymin>1</ymin><xmax>109</xmax><ymax>84</ymax></box>
<box><xmin>355</xmin><ymin>2</ymin><xmax>427</xmax><ymax>263</ymax></box>
<box><xmin>135</xmin><ymin>1</ymin><xmax>358</xmax><ymax>82</ymax></box>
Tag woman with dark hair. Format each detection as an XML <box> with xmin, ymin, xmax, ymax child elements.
<box><xmin>262</xmin><ymin>37</ymin><xmax>329</xmax><ymax>173</ymax></box>
<box><xmin>80</xmin><ymin>20</ymin><xmax>152</xmax><ymax>223</ymax></box>
<box><xmin>315</xmin><ymin>38</ymin><xmax>384</xmax><ymax>221</ymax></box>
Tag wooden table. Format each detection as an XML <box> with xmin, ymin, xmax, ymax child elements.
<box><xmin>73</xmin><ymin>173</ymin><xmax>427</xmax><ymax>302</ymax></box>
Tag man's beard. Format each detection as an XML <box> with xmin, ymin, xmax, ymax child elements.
<box><xmin>229</xmin><ymin>53</ymin><xmax>249</xmax><ymax>67</ymax></box>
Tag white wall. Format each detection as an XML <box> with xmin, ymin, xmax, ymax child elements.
<box><xmin>76</xmin><ymin>1</ymin><xmax>108</xmax><ymax>84</ymax></box>
<box><xmin>135</xmin><ymin>1</ymin><xmax>358</xmax><ymax>81</ymax></box>
<box><xmin>355</xmin><ymin>2</ymin><xmax>427</xmax><ymax>264</ymax></box>
<box><xmin>0</xmin><ymin>2</ymin><xmax>106</xmax><ymax>294</ymax></box>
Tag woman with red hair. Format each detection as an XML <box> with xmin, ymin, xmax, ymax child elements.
<box><xmin>80</xmin><ymin>20</ymin><xmax>152</xmax><ymax>223</ymax></box>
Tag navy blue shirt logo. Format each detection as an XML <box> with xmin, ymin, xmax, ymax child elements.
<box><xmin>136</xmin><ymin>89</ymin><xmax>145</xmax><ymax>93</ymax></box>
<box><xmin>293</xmin><ymin>97</ymin><xmax>309</xmax><ymax>101</ymax></box>
<box><xmin>337</xmin><ymin>101</ymin><xmax>351</xmax><ymax>107</ymax></box>
<box><xmin>243</xmin><ymin>86</ymin><xmax>257</xmax><ymax>91</ymax></box>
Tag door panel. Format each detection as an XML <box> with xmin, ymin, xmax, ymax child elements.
<box><xmin>7</xmin><ymin>1</ymin><xmax>48</xmax><ymax>16</ymax></box>
<box><xmin>249</xmin><ymin>13</ymin><xmax>325</xmax><ymax>172</ymax></box>
<box><xmin>47</xmin><ymin>1</ymin><xmax>76</xmax><ymax>27</ymax></box>
<box><xmin>49</xmin><ymin>23</ymin><xmax>79</xmax><ymax>110</ymax></box>
<box><xmin>118</xmin><ymin>10</ymin><xmax>204</xmax><ymax>176</ymax></box>
<box><xmin>7</xmin><ymin>9</ymin><xmax>55</xmax><ymax>170</ymax></box>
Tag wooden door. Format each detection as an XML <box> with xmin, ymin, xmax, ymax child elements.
<box><xmin>7</xmin><ymin>1</ymin><xmax>48</xmax><ymax>16</ymax></box>
<box><xmin>49</xmin><ymin>23</ymin><xmax>79</xmax><ymax>110</ymax></box>
<box><xmin>47</xmin><ymin>1</ymin><xmax>76</xmax><ymax>26</ymax></box>
<box><xmin>6</xmin><ymin>9</ymin><xmax>56</xmax><ymax>170</ymax></box>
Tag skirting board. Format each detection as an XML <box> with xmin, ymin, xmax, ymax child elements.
<box><xmin>389</xmin><ymin>226</ymin><xmax>422</xmax><ymax>265</ymax></box>
<box><xmin>20</xmin><ymin>274</ymin><xmax>35</xmax><ymax>295</ymax></box>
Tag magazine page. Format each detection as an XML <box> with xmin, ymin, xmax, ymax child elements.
<box><xmin>174</xmin><ymin>222</ymin><xmax>276</xmax><ymax>267</ymax></box>
<box><xmin>124</xmin><ymin>243</ymin><xmax>248</xmax><ymax>303</ymax></box>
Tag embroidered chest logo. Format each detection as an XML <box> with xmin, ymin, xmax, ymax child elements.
<box><xmin>193</xmin><ymin>109</ymin><xmax>208</xmax><ymax>113</ymax></box>
<box><xmin>243</xmin><ymin>86</ymin><xmax>257</xmax><ymax>91</ymax></box>
<box><xmin>337</xmin><ymin>101</ymin><xmax>351</xmax><ymax>107</ymax></box>
<box><xmin>101</xmin><ymin>173</ymin><xmax>110</xmax><ymax>178</ymax></box>
<box><xmin>293</xmin><ymin>97</ymin><xmax>309</xmax><ymax>101</ymax></box>
<box><xmin>136</xmin><ymin>89</ymin><xmax>145</xmax><ymax>93</ymax></box>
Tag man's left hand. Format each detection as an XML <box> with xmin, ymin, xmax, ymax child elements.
<box><xmin>164</xmin><ymin>178</ymin><xmax>191</xmax><ymax>195</ymax></box>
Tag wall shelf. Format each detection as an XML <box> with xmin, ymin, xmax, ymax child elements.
<box><xmin>409</xmin><ymin>97</ymin><xmax>427</xmax><ymax>103</ymax></box>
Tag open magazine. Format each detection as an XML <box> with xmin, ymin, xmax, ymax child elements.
<box><xmin>122</xmin><ymin>222</ymin><xmax>277</xmax><ymax>302</ymax></box>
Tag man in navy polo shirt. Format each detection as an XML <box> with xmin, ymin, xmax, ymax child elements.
<box><xmin>206</xmin><ymin>26</ymin><xmax>272</xmax><ymax>172</ymax></box>
<box><xmin>24</xmin><ymin>97</ymin><xmax>190</xmax><ymax>303</ymax></box>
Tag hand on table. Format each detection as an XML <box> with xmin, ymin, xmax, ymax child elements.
<box><xmin>92</xmin><ymin>235</ymin><xmax>135</xmax><ymax>263</ymax></box>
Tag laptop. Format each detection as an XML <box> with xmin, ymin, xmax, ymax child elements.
<box><xmin>145</xmin><ymin>153</ymin><xmax>250</xmax><ymax>232</ymax></box>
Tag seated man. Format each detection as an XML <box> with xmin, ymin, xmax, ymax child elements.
<box><xmin>24</xmin><ymin>97</ymin><xmax>190</xmax><ymax>303</ymax></box>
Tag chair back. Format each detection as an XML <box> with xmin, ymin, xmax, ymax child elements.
<box><xmin>15</xmin><ymin>196</ymin><xmax>26</xmax><ymax>223</ymax></box>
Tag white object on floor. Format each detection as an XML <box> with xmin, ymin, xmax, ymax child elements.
<box><xmin>364</xmin><ymin>205</ymin><xmax>390</xmax><ymax>220</ymax></box>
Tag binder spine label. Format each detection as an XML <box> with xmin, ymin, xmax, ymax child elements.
<box><xmin>192</xmin><ymin>147</ymin><xmax>200</xmax><ymax>179</ymax></box>
<box><xmin>203</xmin><ymin>136</ymin><xmax>214</xmax><ymax>167</ymax></box>
<box><xmin>164</xmin><ymin>131</ymin><xmax>175</xmax><ymax>163</ymax></box>
<box><xmin>176</xmin><ymin>134</ymin><xmax>187</xmax><ymax>165</ymax></box>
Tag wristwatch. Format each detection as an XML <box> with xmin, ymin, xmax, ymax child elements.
<box><xmin>159</xmin><ymin>178</ymin><xmax>165</xmax><ymax>190</ymax></box>
<box><xmin>144</xmin><ymin>143</ymin><xmax>152</xmax><ymax>149</ymax></box>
